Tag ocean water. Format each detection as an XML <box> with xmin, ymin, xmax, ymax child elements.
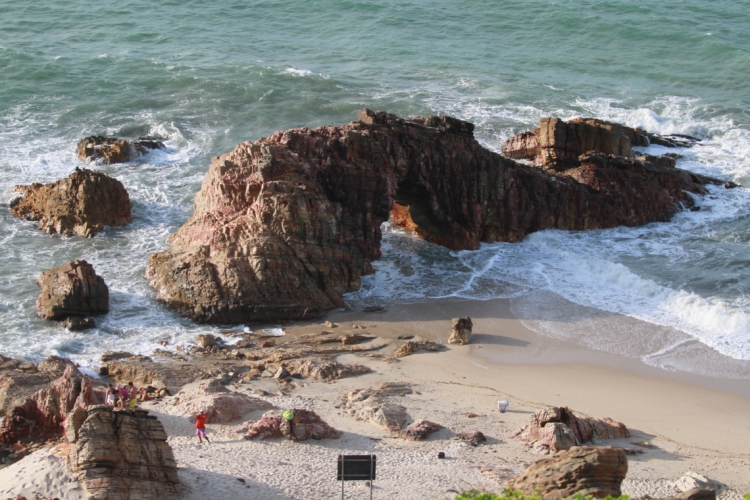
<box><xmin>1</xmin><ymin>1</ymin><xmax>749</xmax><ymax>378</ymax></box>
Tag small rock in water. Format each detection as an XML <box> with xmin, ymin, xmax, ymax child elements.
<box><xmin>64</xmin><ymin>316</ymin><xmax>96</xmax><ymax>331</ymax></box>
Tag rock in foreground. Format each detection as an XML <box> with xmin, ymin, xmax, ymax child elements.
<box><xmin>77</xmin><ymin>136</ymin><xmax>165</xmax><ymax>164</ymax></box>
<box><xmin>448</xmin><ymin>317</ymin><xmax>473</xmax><ymax>345</ymax></box>
<box><xmin>240</xmin><ymin>409</ymin><xmax>342</xmax><ymax>441</ymax></box>
<box><xmin>506</xmin><ymin>446</ymin><xmax>628</xmax><ymax>500</ymax></box>
<box><xmin>10</xmin><ymin>168</ymin><xmax>132</xmax><ymax>237</ymax></box>
<box><xmin>147</xmin><ymin>110</ymin><xmax>723</xmax><ymax>324</ymax></box>
<box><xmin>67</xmin><ymin>405</ymin><xmax>180</xmax><ymax>500</ymax></box>
<box><xmin>400</xmin><ymin>419</ymin><xmax>442</xmax><ymax>441</ymax></box>
<box><xmin>36</xmin><ymin>260</ymin><xmax>109</xmax><ymax>321</ymax></box>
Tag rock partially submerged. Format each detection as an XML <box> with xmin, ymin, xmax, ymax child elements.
<box><xmin>513</xmin><ymin>406</ymin><xmax>630</xmax><ymax>452</ymax></box>
<box><xmin>239</xmin><ymin>409</ymin><xmax>341</xmax><ymax>441</ymax></box>
<box><xmin>448</xmin><ymin>317</ymin><xmax>473</xmax><ymax>345</ymax></box>
<box><xmin>10</xmin><ymin>168</ymin><xmax>132</xmax><ymax>237</ymax></box>
<box><xmin>147</xmin><ymin>110</ymin><xmax>723</xmax><ymax>324</ymax></box>
<box><xmin>67</xmin><ymin>405</ymin><xmax>180</xmax><ymax>500</ymax></box>
<box><xmin>506</xmin><ymin>446</ymin><xmax>628</xmax><ymax>500</ymax></box>
<box><xmin>36</xmin><ymin>260</ymin><xmax>109</xmax><ymax>321</ymax></box>
<box><xmin>77</xmin><ymin>136</ymin><xmax>165</xmax><ymax>164</ymax></box>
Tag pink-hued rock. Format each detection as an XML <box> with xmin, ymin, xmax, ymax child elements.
<box><xmin>400</xmin><ymin>419</ymin><xmax>442</xmax><ymax>441</ymax></box>
<box><xmin>10</xmin><ymin>168</ymin><xmax>132</xmax><ymax>237</ymax></box>
<box><xmin>147</xmin><ymin>110</ymin><xmax>722</xmax><ymax>324</ymax></box>
<box><xmin>513</xmin><ymin>406</ymin><xmax>630</xmax><ymax>452</ymax></box>
<box><xmin>239</xmin><ymin>409</ymin><xmax>342</xmax><ymax>441</ymax></box>
<box><xmin>0</xmin><ymin>365</ymin><xmax>103</xmax><ymax>444</ymax></box>
<box><xmin>456</xmin><ymin>429</ymin><xmax>486</xmax><ymax>446</ymax></box>
<box><xmin>506</xmin><ymin>446</ymin><xmax>628</xmax><ymax>500</ymax></box>
<box><xmin>36</xmin><ymin>260</ymin><xmax>109</xmax><ymax>320</ymax></box>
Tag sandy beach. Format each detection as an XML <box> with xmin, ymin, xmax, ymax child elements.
<box><xmin>2</xmin><ymin>297</ymin><xmax>749</xmax><ymax>499</ymax></box>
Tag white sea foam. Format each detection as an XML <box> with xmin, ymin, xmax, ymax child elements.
<box><xmin>283</xmin><ymin>67</ymin><xmax>313</xmax><ymax>77</ymax></box>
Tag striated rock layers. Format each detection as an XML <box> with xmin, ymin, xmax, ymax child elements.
<box><xmin>36</xmin><ymin>260</ymin><xmax>109</xmax><ymax>321</ymax></box>
<box><xmin>10</xmin><ymin>167</ymin><xmax>132</xmax><ymax>237</ymax></box>
<box><xmin>147</xmin><ymin>109</ymin><xmax>723</xmax><ymax>324</ymax></box>
<box><xmin>0</xmin><ymin>364</ymin><xmax>101</xmax><ymax>444</ymax></box>
<box><xmin>67</xmin><ymin>405</ymin><xmax>180</xmax><ymax>500</ymax></box>
<box><xmin>506</xmin><ymin>446</ymin><xmax>628</xmax><ymax>500</ymax></box>
<box><xmin>77</xmin><ymin>136</ymin><xmax>165</xmax><ymax>164</ymax></box>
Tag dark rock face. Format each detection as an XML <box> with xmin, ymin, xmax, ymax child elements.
<box><xmin>506</xmin><ymin>446</ymin><xmax>628</xmax><ymax>500</ymax></box>
<box><xmin>10</xmin><ymin>168</ymin><xmax>132</xmax><ymax>237</ymax></box>
<box><xmin>0</xmin><ymin>355</ymin><xmax>76</xmax><ymax>417</ymax></box>
<box><xmin>147</xmin><ymin>109</ymin><xmax>723</xmax><ymax>324</ymax></box>
<box><xmin>36</xmin><ymin>260</ymin><xmax>109</xmax><ymax>321</ymax></box>
<box><xmin>77</xmin><ymin>136</ymin><xmax>165</xmax><ymax>164</ymax></box>
<box><xmin>67</xmin><ymin>405</ymin><xmax>180</xmax><ymax>500</ymax></box>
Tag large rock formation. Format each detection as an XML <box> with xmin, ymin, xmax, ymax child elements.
<box><xmin>175</xmin><ymin>378</ymin><xmax>273</xmax><ymax>424</ymax></box>
<box><xmin>0</xmin><ymin>355</ymin><xmax>76</xmax><ymax>416</ymax></box>
<box><xmin>67</xmin><ymin>405</ymin><xmax>180</xmax><ymax>500</ymax></box>
<box><xmin>506</xmin><ymin>446</ymin><xmax>628</xmax><ymax>500</ymax></box>
<box><xmin>343</xmin><ymin>382</ymin><xmax>414</xmax><ymax>431</ymax></box>
<box><xmin>36</xmin><ymin>260</ymin><xmax>109</xmax><ymax>321</ymax></box>
<box><xmin>513</xmin><ymin>406</ymin><xmax>630</xmax><ymax>452</ymax></box>
<box><xmin>0</xmin><ymin>364</ymin><xmax>101</xmax><ymax>444</ymax></box>
<box><xmin>77</xmin><ymin>136</ymin><xmax>165</xmax><ymax>164</ymax></box>
<box><xmin>147</xmin><ymin>110</ymin><xmax>723</xmax><ymax>324</ymax></box>
<box><xmin>10</xmin><ymin>168</ymin><xmax>132</xmax><ymax>237</ymax></box>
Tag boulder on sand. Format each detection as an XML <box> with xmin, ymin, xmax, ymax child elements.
<box><xmin>67</xmin><ymin>405</ymin><xmax>180</xmax><ymax>500</ymax></box>
<box><xmin>448</xmin><ymin>317</ymin><xmax>473</xmax><ymax>345</ymax></box>
<box><xmin>506</xmin><ymin>446</ymin><xmax>628</xmax><ymax>500</ymax></box>
<box><xmin>10</xmin><ymin>167</ymin><xmax>132</xmax><ymax>237</ymax></box>
<box><xmin>239</xmin><ymin>408</ymin><xmax>342</xmax><ymax>441</ymax></box>
<box><xmin>344</xmin><ymin>382</ymin><xmax>414</xmax><ymax>431</ymax></box>
<box><xmin>176</xmin><ymin>378</ymin><xmax>273</xmax><ymax>424</ymax></box>
<box><xmin>400</xmin><ymin>419</ymin><xmax>442</xmax><ymax>441</ymax></box>
<box><xmin>77</xmin><ymin>135</ymin><xmax>165</xmax><ymax>164</ymax></box>
<box><xmin>36</xmin><ymin>260</ymin><xmax>109</xmax><ymax>321</ymax></box>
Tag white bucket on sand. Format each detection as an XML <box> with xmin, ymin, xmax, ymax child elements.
<box><xmin>498</xmin><ymin>400</ymin><xmax>509</xmax><ymax>413</ymax></box>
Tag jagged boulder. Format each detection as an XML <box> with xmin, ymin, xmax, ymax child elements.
<box><xmin>512</xmin><ymin>406</ymin><xmax>630</xmax><ymax>452</ymax></box>
<box><xmin>36</xmin><ymin>260</ymin><xmax>109</xmax><ymax>321</ymax></box>
<box><xmin>281</xmin><ymin>358</ymin><xmax>371</xmax><ymax>381</ymax></box>
<box><xmin>456</xmin><ymin>429</ymin><xmax>486</xmax><ymax>446</ymax></box>
<box><xmin>506</xmin><ymin>446</ymin><xmax>628</xmax><ymax>500</ymax></box>
<box><xmin>448</xmin><ymin>317</ymin><xmax>473</xmax><ymax>345</ymax></box>
<box><xmin>77</xmin><ymin>136</ymin><xmax>165</xmax><ymax>164</ymax></box>
<box><xmin>0</xmin><ymin>365</ymin><xmax>102</xmax><ymax>444</ymax></box>
<box><xmin>239</xmin><ymin>409</ymin><xmax>341</xmax><ymax>441</ymax></box>
<box><xmin>147</xmin><ymin>110</ymin><xmax>722</xmax><ymax>324</ymax></box>
<box><xmin>400</xmin><ymin>419</ymin><xmax>442</xmax><ymax>441</ymax></box>
<box><xmin>176</xmin><ymin>378</ymin><xmax>273</xmax><ymax>424</ymax></box>
<box><xmin>67</xmin><ymin>405</ymin><xmax>180</xmax><ymax>500</ymax></box>
<box><xmin>343</xmin><ymin>382</ymin><xmax>413</xmax><ymax>431</ymax></box>
<box><xmin>10</xmin><ymin>168</ymin><xmax>132</xmax><ymax>237</ymax></box>
<box><xmin>0</xmin><ymin>355</ymin><xmax>76</xmax><ymax>416</ymax></box>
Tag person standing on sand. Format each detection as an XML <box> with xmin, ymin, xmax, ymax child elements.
<box><xmin>194</xmin><ymin>409</ymin><xmax>210</xmax><ymax>444</ymax></box>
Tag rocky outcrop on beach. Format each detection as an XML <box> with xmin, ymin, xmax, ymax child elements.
<box><xmin>147</xmin><ymin>109</ymin><xmax>723</xmax><ymax>324</ymax></box>
<box><xmin>0</xmin><ymin>364</ymin><xmax>101</xmax><ymax>444</ymax></box>
<box><xmin>10</xmin><ymin>168</ymin><xmax>132</xmax><ymax>237</ymax></box>
<box><xmin>456</xmin><ymin>429</ymin><xmax>486</xmax><ymax>446</ymax></box>
<box><xmin>175</xmin><ymin>378</ymin><xmax>273</xmax><ymax>424</ymax></box>
<box><xmin>67</xmin><ymin>405</ymin><xmax>180</xmax><ymax>500</ymax></box>
<box><xmin>393</xmin><ymin>340</ymin><xmax>440</xmax><ymax>357</ymax></box>
<box><xmin>513</xmin><ymin>406</ymin><xmax>630</xmax><ymax>452</ymax></box>
<box><xmin>343</xmin><ymin>382</ymin><xmax>414</xmax><ymax>431</ymax></box>
<box><xmin>0</xmin><ymin>355</ymin><xmax>76</xmax><ymax>416</ymax></box>
<box><xmin>77</xmin><ymin>136</ymin><xmax>165</xmax><ymax>164</ymax></box>
<box><xmin>400</xmin><ymin>419</ymin><xmax>442</xmax><ymax>441</ymax></box>
<box><xmin>506</xmin><ymin>446</ymin><xmax>628</xmax><ymax>500</ymax></box>
<box><xmin>239</xmin><ymin>409</ymin><xmax>342</xmax><ymax>441</ymax></box>
<box><xmin>448</xmin><ymin>317</ymin><xmax>473</xmax><ymax>345</ymax></box>
<box><xmin>36</xmin><ymin>260</ymin><xmax>109</xmax><ymax>322</ymax></box>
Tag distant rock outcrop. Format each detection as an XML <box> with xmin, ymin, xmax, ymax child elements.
<box><xmin>10</xmin><ymin>168</ymin><xmax>132</xmax><ymax>237</ymax></box>
<box><xmin>36</xmin><ymin>260</ymin><xmax>109</xmax><ymax>321</ymax></box>
<box><xmin>67</xmin><ymin>405</ymin><xmax>180</xmax><ymax>500</ymax></box>
<box><xmin>147</xmin><ymin>110</ymin><xmax>723</xmax><ymax>324</ymax></box>
<box><xmin>512</xmin><ymin>406</ymin><xmax>630</xmax><ymax>452</ymax></box>
<box><xmin>506</xmin><ymin>446</ymin><xmax>628</xmax><ymax>500</ymax></box>
<box><xmin>77</xmin><ymin>136</ymin><xmax>165</xmax><ymax>164</ymax></box>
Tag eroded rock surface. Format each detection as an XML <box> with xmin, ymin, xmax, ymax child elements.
<box><xmin>36</xmin><ymin>260</ymin><xmax>109</xmax><ymax>321</ymax></box>
<box><xmin>239</xmin><ymin>409</ymin><xmax>341</xmax><ymax>441</ymax></box>
<box><xmin>513</xmin><ymin>406</ymin><xmax>630</xmax><ymax>452</ymax></box>
<box><xmin>343</xmin><ymin>382</ymin><xmax>413</xmax><ymax>431</ymax></box>
<box><xmin>448</xmin><ymin>317</ymin><xmax>473</xmax><ymax>345</ymax></box>
<box><xmin>400</xmin><ymin>419</ymin><xmax>442</xmax><ymax>441</ymax></box>
<box><xmin>67</xmin><ymin>405</ymin><xmax>180</xmax><ymax>500</ymax></box>
<box><xmin>176</xmin><ymin>379</ymin><xmax>273</xmax><ymax>424</ymax></box>
<box><xmin>77</xmin><ymin>136</ymin><xmax>165</xmax><ymax>164</ymax></box>
<box><xmin>10</xmin><ymin>168</ymin><xmax>132</xmax><ymax>237</ymax></box>
<box><xmin>506</xmin><ymin>446</ymin><xmax>628</xmax><ymax>500</ymax></box>
<box><xmin>0</xmin><ymin>355</ymin><xmax>76</xmax><ymax>416</ymax></box>
<box><xmin>147</xmin><ymin>110</ymin><xmax>722</xmax><ymax>324</ymax></box>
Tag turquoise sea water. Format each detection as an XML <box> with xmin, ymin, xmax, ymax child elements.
<box><xmin>1</xmin><ymin>1</ymin><xmax>749</xmax><ymax>378</ymax></box>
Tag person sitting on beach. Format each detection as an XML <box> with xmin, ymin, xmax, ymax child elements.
<box><xmin>194</xmin><ymin>408</ymin><xmax>210</xmax><ymax>444</ymax></box>
<box><xmin>105</xmin><ymin>383</ymin><xmax>116</xmax><ymax>406</ymax></box>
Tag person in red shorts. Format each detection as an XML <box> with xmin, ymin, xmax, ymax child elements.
<box><xmin>194</xmin><ymin>408</ymin><xmax>210</xmax><ymax>444</ymax></box>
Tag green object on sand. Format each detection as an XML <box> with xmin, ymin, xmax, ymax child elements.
<box><xmin>283</xmin><ymin>410</ymin><xmax>294</xmax><ymax>421</ymax></box>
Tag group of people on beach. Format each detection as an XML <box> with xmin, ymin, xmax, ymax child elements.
<box><xmin>105</xmin><ymin>381</ymin><xmax>138</xmax><ymax>409</ymax></box>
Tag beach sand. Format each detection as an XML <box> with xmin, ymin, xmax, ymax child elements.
<box><xmin>1</xmin><ymin>298</ymin><xmax>749</xmax><ymax>499</ymax></box>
